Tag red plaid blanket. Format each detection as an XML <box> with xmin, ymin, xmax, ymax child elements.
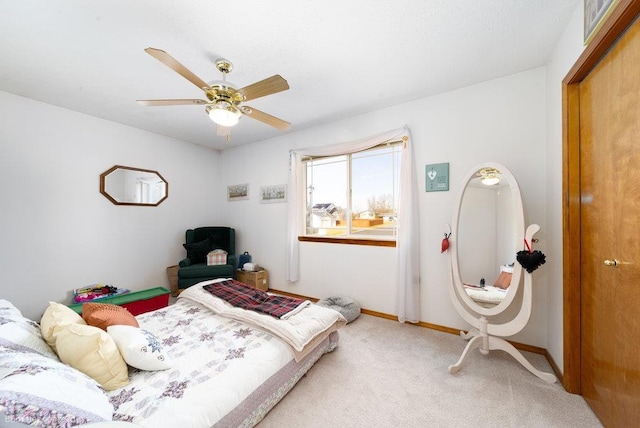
<box><xmin>202</xmin><ymin>280</ymin><xmax>307</xmax><ymax>319</ymax></box>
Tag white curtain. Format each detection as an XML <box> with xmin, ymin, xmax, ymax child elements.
<box><xmin>286</xmin><ymin>125</ymin><xmax>421</xmax><ymax>323</ymax></box>
<box><xmin>395</xmin><ymin>128</ymin><xmax>421</xmax><ymax>323</ymax></box>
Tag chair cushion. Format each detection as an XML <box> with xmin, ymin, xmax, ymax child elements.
<box><xmin>190</xmin><ymin>227</ymin><xmax>233</xmax><ymax>254</ymax></box>
<box><xmin>178</xmin><ymin>263</ymin><xmax>234</xmax><ymax>279</ymax></box>
<box><xmin>182</xmin><ymin>238</ymin><xmax>211</xmax><ymax>264</ymax></box>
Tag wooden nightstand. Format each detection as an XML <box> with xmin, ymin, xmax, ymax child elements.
<box><xmin>68</xmin><ymin>287</ymin><xmax>171</xmax><ymax>316</ymax></box>
<box><xmin>236</xmin><ymin>269</ymin><xmax>269</xmax><ymax>291</ymax></box>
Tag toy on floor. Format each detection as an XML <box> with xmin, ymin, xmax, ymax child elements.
<box><xmin>73</xmin><ymin>284</ymin><xmax>129</xmax><ymax>303</ymax></box>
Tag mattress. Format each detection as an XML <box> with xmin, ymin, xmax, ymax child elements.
<box><xmin>464</xmin><ymin>284</ymin><xmax>507</xmax><ymax>306</ymax></box>
<box><xmin>107</xmin><ymin>296</ymin><xmax>339</xmax><ymax>427</ymax></box>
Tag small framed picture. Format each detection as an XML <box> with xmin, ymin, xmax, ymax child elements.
<box><xmin>425</xmin><ymin>163</ymin><xmax>449</xmax><ymax>192</ymax></box>
<box><xmin>260</xmin><ymin>184</ymin><xmax>287</xmax><ymax>204</ymax></box>
<box><xmin>584</xmin><ymin>0</ymin><xmax>617</xmax><ymax>45</ymax></box>
<box><xmin>227</xmin><ymin>183</ymin><xmax>249</xmax><ymax>201</ymax></box>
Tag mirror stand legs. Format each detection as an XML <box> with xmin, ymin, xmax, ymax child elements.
<box><xmin>459</xmin><ymin>327</ymin><xmax>478</xmax><ymax>340</ymax></box>
<box><xmin>449</xmin><ymin>323</ymin><xmax>557</xmax><ymax>384</ymax></box>
<box><xmin>449</xmin><ymin>334</ymin><xmax>483</xmax><ymax>374</ymax></box>
<box><xmin>486</xmin><ymin>336</ymin><xmax>557</xmax><ymax>384</ymax></box>
<box><xmin>449</xmin><ymin>317</ymin><xmax>489</xmax><ymax>373</ymax></box>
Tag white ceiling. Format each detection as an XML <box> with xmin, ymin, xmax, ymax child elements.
<box><xmin>0</xmin><ymin>0</ymin><xmax>579</xmax><ymax>151</ymax></box>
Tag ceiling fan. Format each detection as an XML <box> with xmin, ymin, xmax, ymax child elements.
<box><xmin>137</xmin><ymin>48</ymin><xmax>291</xmax><ymax>138</ymax></box>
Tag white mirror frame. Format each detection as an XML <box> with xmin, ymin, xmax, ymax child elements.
<box><xmin>450</xmin><ymin>162</ymin><xmax>523</xmax><ymax>318</ymax></box>
<box><xmin>446</xmin><ymin>161</ymin><xmax>556</xmax><ymax>383</ymax></box>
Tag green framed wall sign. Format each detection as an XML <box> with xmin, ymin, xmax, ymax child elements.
<box><xmin>425</xmin><ymin>163</ymin><xmax>449</xmax><ymax>192</ymax></box>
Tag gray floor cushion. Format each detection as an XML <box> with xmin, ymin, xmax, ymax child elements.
<box><xmin>317</xmin><ymin>296</ymin><xmax>361</xmax><ymax>323</ymax></box>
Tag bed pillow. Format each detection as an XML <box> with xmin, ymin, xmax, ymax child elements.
<box><xmin>0</xmin><ymin>300</ymin><xmax>57</xmax><ymax>359</ymax></box>
<box><xmin>493</xmin><ymin>272</ymin><xmax>513</xmax><ymax>289</ymax></box>
<box><xmin>82</xmin><ymin>302</ymin><xmax>139</xmax><ymax>331</ymax></box>
<box><xmin>0</xmin><ymin>345</ymin><xmax>113</xmax><ymax>426</ymax></box>
<box><xmin>39</xmin><ymin>301</ymin><xmax>87</xmax><ymax>351</ymax></box>
<box><xmin>183</xmin><ymin>238</ymin><xmax>211</xmax><ymax>264</ymax></box>
<box><xmin>108</xmin><ymin>325</ymin><xmax>172</xmax><ymax>371</ymax></box>
<box><xmin>55</xmin><ymin>323</ymin><xmax>129</xmax><ymax>391</ymax></box>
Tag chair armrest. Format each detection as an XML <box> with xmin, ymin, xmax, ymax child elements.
<box><xmin>227</xmin><ymin>254</ymin><xmax>237</xmax><ymax>268</ymax></box>
<box><xmin>179</xmin><ymin>258</ymin><xmax>191</xmax><ymax>268</ymax></box>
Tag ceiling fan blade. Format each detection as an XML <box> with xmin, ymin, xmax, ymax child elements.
<box><xmin>241</xmin><ymin>106</ymin><xmax>291</xmax><ymax>130</ymax></box>
<box><xmin>237</xmin><ymin>75</ymin><xmax>289</xmax><ymax>102</ymax></box>
<box><xmin>136</xmin><ymin>99</ymin><xmax>209</xmax><ymax>106</ymax></box>
<box><xmin>144</xmin><ymin>47</ymin><xmax>209</xmax><ymax>90</ymax></box>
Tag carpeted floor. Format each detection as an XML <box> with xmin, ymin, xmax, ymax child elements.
<box><xmin>258</xmin><ymin>314</ymin><xmax>601</xmax><ymax>428</ymax></box>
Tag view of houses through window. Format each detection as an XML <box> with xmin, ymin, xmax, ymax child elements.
<box><xmin>304</xmin><ymin>143</ymin><xmax>402</xmax><ymax>238</ymax></box>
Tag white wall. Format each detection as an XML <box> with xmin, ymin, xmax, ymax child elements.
<box><xmin>220</xmin><ymin>67</ymin><xmax>549</xmax><ymax>347</ymax></box>
<box><xmin>0</xmin><ymin>91</ymin><xmax>221</xmax><ymax>320</ymax></box>
<box><xmin>458</xmin><ymin>187</ymin><xmax>498</xmax><ymax>283</ymax></box>
<box><xmin>545</xmin><ymin>4</ymin><xmax>586</xmax><ymax>371</ymax></box>
<box><xmin>0</xmin><ymin>3</ymin><xmax>587</xmax><ymax>360</ymax></box>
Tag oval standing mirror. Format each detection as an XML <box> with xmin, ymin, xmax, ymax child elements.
<box><xmin>451</xmin><ymin>162</ymin><xmax>523</xmax><ymax>317</ymax></box>
<box><xmin>100</xmin><ymin>165</ymin><xmax>168</xmax><ymax>206</ymax></box>
<box><xmin>447</xmin><ymin>162</ymin><xmax>556</xmax><ymax>383</ymax></box>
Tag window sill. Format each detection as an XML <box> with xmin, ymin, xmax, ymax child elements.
<box><xmin>298</xmin><ymin>236</ymin><xmax>396</xmax><ymax>247</ymax></box>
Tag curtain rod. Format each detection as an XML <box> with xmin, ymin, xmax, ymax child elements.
<box><xmin>301</xmin><ymin>139</ymin><xmax>404</xmax><ymax>162</ymax></box>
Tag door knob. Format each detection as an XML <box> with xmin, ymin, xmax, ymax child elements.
<box><xmin>604</xmin><ymin>259</ymin><xmax>619</xmax><ymax>267</ymax></box>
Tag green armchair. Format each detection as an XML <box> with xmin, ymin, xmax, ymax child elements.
<box><xmin>177</xmin><ymin>227</ymin><xmax>237</xmax><ymax>290</ymax></box>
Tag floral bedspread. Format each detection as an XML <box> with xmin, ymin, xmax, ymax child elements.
<box><xmin>179</xmin><ymin>281</ymin><xmax>346</xmax><ymax>360</ymax></box>
<box><xmin>108</xmin><ymin>298</ymin><xmax>297</xmax><ymax>427</ymax></box>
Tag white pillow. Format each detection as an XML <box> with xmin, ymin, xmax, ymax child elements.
<box><xmin>56</xmin><ymin>323</ymin><xmax>129</xmax><ymax>390</ymax></box>
<box><xmin>0</xmin><ymin>299</ymin><xmax>57</xmax><ymax>359</ymax></box>
<box><xmin>107</xmin><ymin>325</ymin><xmax>172</xmax><ymax>371</ymax></box>
<box><xmin>0</xmin><ymin>345</ymin><xmax>113</xmax><ymax>425</ymax></box>
<box><xmin>500</xmin><ymin>264</ymin><xmax>514</xmax><ymax>273</ymax></box>
<box><xmin>40</xmin><ymin>301</ymin><xmax>87</xmax><ymax>351</ymax></box>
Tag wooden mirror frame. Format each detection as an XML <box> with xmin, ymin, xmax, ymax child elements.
<box><xmin>100</xmin><ymin>165</ymin><xmax>168</xmax><ymax>206</ymax></box>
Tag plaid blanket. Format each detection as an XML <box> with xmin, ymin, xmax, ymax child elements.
<box><xmin>202</xmin><ymin>280</ymin><xmax>310</xmax><ymax>319</ymax></box>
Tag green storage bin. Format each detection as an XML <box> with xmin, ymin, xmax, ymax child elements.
<box><xmin>68</xmin><ymin>287</ymin><xmax>170</xmax><ymax>315</ymax></box>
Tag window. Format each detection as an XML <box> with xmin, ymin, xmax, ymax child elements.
<box><xmin>303</xmin><ymin>142</ymin><xmax>402</xmax><ymax>239</ymax></box>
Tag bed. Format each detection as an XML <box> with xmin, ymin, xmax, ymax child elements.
<box><xmin>0</xmin><ymin>279</ymin><xmax>346</xmax><ymax>427</ymax></box>
<box><xmin>463</xmin><ymin>283</ymin><xmax>508</xmax><ymax>307</ymax></box>
<box><xmin>463</xmin><ymin>265</ymin><xmax>513</xmax><ymax>308</ymax></box>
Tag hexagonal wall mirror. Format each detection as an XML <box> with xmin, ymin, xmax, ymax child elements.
<box><xmin>100</xmin><ymin>165</ymin><xmax>168</xmax><ymax>206</ymax></box>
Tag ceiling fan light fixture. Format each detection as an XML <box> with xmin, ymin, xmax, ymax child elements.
<box><xmin>206</xmin><ymin>103</ymin><xmax>241</xmax><ymax>127</ymax></box>
<box><xmin>481</xmin><ymin>175</ymin><xmax>500</xmax><ymax>186</ymax></box>
<box><xmin>478</xmin><ymin>168</ymin><xmax>501</xmax><ymax>186</ymax></box>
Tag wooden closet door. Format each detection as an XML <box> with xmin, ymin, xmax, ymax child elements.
<box><xmin>579</xmin><ymin>16</ymin><xmax>640</xmax><ymax>427</ymax></box>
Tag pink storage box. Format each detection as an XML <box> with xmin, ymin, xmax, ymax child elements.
<box><xmin>207</xmin><ymin>249</ymin><xmax>228</xmax><ymax>266</ymax></box>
